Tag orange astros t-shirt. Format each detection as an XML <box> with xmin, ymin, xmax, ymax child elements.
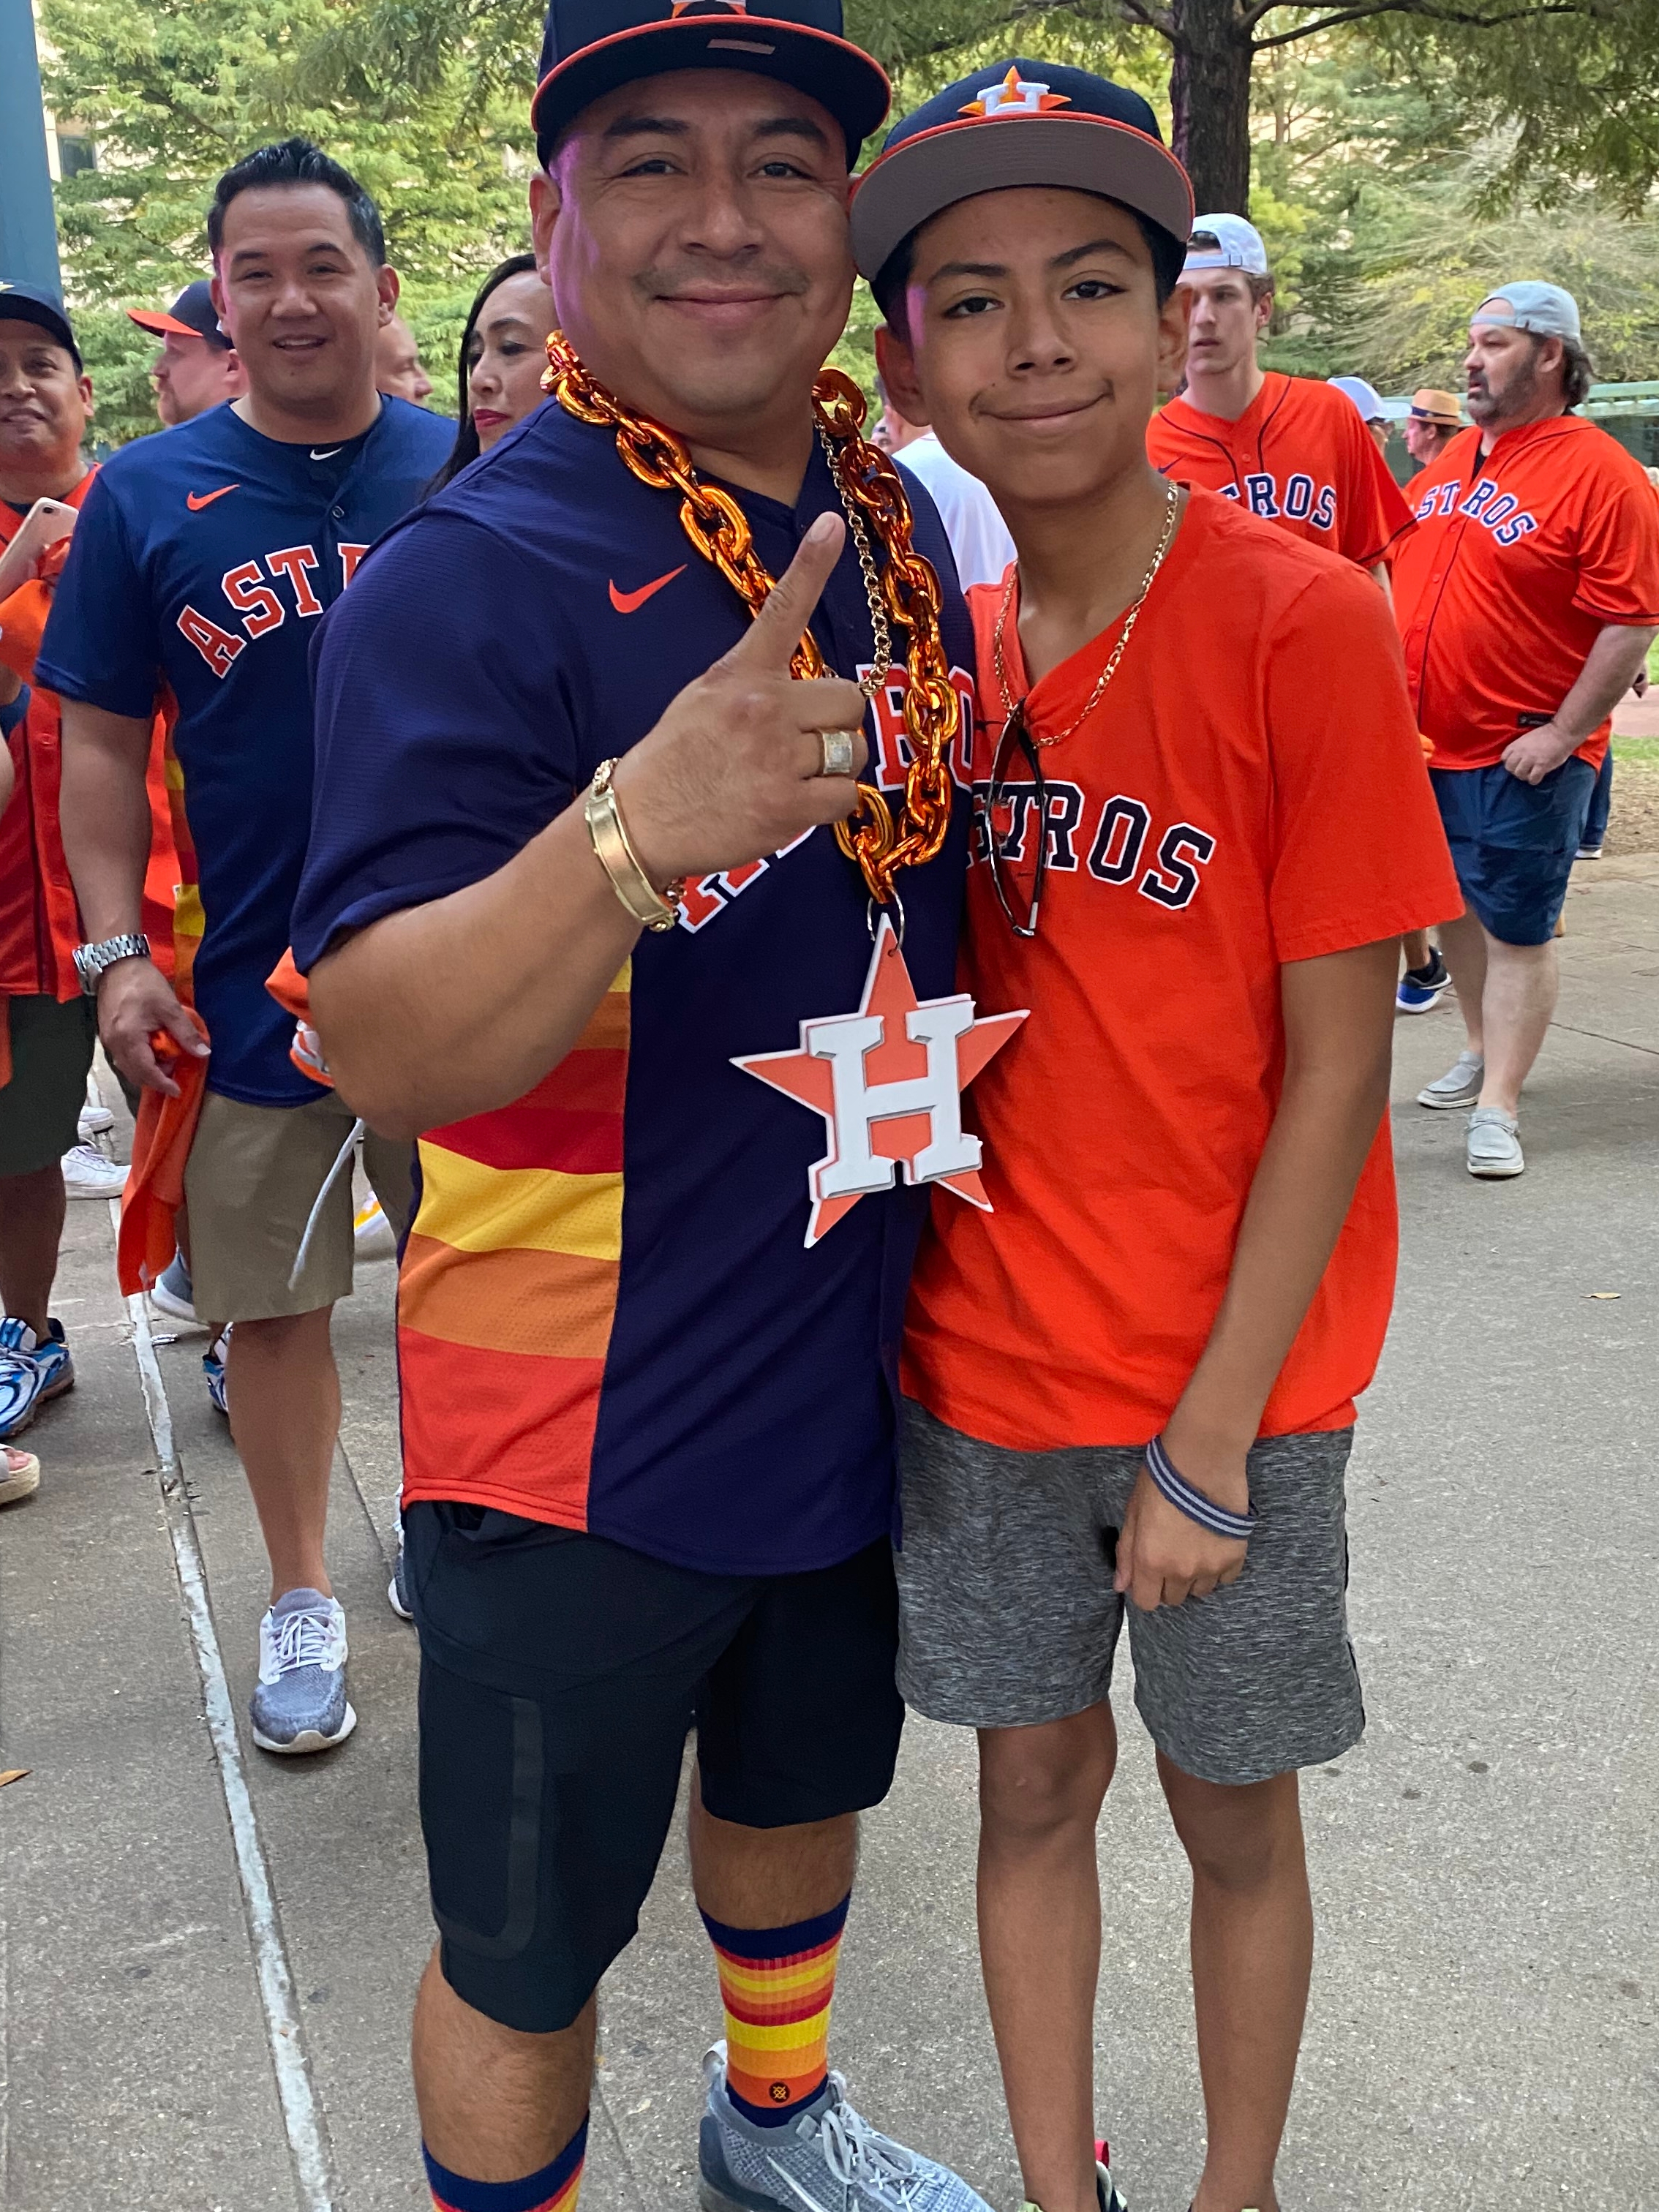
<box><xmin>1148</xmin><ymin>372</ymin><xmax>1415</xmax><ymax>570</ymax></box>
<box><xmin>901</xmin><ymin>489</ymin><xmax>1462</xmax><ymax>1451</ymax></box>
<box><xmin>1392</xmin><ymin>415</ymin><xmax>1659</xmax><ymax>774</ymax></box>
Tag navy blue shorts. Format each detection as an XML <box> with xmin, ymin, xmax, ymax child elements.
<box><xmin>1431</xmin><ymin>758</ymin><xmax>1597</xmax><ymax>945</ymax></box>
<box><xmin>404</xmin><ymin>1504</ymin><xmax>904</xmax><ymax>2032</ymax></box>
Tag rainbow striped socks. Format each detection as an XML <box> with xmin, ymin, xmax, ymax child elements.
<box><xmin>424</xmin><ymin>2116</ymin><xmax>586</xmax><ymax>2211</ymax></box>
<box><xmin>701</xmin><ymin>1895</ymin><xmax>850</xmax><ymax>2126</ymax></box>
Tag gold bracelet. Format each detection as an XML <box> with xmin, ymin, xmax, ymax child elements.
<box><xmin>584</xmin><ymin>759</ymin><xmax>683</xmax><ymax>933</ymax></box>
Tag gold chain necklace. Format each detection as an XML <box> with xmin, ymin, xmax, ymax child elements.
<box><xmin>543</xmin><ymin>331</ymin><xmax>957</xmax><ymax>907</ymax></box>
<box><xmin>992</xmin><ymin>479</ymin><xmax>1181</xmax><ymax>745</ymax></box>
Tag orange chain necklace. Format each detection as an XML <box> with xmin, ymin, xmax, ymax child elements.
<box><xmin>543</xmin><ymin>329</ymin><xmax>958</xmax><ymax>908</ymax></box>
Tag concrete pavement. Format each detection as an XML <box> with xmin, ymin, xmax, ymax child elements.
<box><xmin>2</xmin><ymin>857</ymin><xmax>1656</xmax><ymax>2211</ymax></box>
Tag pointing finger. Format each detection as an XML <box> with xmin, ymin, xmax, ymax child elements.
<box><xmin>723</xmin><ymin>512</ymin><xmax>845</xmax><ymax>670</ymax></box>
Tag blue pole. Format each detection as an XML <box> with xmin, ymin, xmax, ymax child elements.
<box><xmin>0</xmin><ymin>0</ymin><xmax>64</xmax><ymax>298</ymax></box>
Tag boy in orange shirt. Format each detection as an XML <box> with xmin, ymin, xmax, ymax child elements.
<box><xmin>855</xmin><ymin>61</ymin><xmax>1460</xmax><ymax>2212</ymax></box>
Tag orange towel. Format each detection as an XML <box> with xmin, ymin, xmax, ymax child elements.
<box><xmin>266</xmin><ymin>947</ymin><xmax>334</xmax><ymax>1087</ymax></box>
<box><xmin>117</xmin><ymin>1014</ymin><xmax>210</xmax><ymax>1297</ymax></box>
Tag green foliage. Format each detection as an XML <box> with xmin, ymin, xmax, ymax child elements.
<box><xmin>42</xmin><ymin>0</ymin><xmax>1659</xmax><ymax>438</ymax></box>
<box><xmin>1246</xmin><ymin>31</ymin><xmax>1659</xmax><ymax>393</ymax></box>
<box><xmin>41</xmin><ymin>0</ymin><xmax>533</xmax><ymax>442</ymax></box>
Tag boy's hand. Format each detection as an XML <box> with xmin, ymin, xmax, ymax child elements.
<box><xmin>1114</xmin><ymin>1437</ymin><xmax>1250</xmax><ymax>1611</ymax></box>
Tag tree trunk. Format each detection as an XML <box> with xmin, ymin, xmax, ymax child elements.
<box><xmin>1167</xmin><ymin>0</ymin><xmax>1255</xmax><ymax>216</ymax></box>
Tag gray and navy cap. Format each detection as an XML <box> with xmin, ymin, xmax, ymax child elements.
<box><xmin>850</xmin><ymin>60</ymin><xmax>1192</xmax><ymax>285</ymax></box>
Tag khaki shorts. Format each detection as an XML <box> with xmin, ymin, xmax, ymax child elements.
<box><xmin>0</xmin><ymin>995</ymin><xmax>98</xmax><ymax>1178</ymax></box>
<box><xmin>184</xmin><ymin>1088</ymin><xmax>414</xmax><ymax>1323</ymax></box>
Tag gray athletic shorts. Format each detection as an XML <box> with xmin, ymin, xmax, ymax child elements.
<box><xmin>896</xmin><ymin>1399</ymin><xmax>1365</xmax><ymax>1787</ymax></box>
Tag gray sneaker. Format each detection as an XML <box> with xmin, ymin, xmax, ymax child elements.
<box><xmin>1467</xmin><ymin>1106</ymin><xmax>1524</xmax><ymax>1178</ymax></box>
<box><xmin>249</xmin><ymin>1589</ymin><xmax>356</xmax><ymax>1754</ymax></box>
<box><xmin>699</xmin><ymin>2042</ymin><xmax>994</xmax><ymax>2212</ymax></box>
<box><xmin>1417</xmin><ymin>1050</ymin><xmax>1484</xmax><ymax>1110</ymax></box>
<box><xmin>388</xmin><ymin>1521</ymin><xmax>413</xmax><ymax>1620</ymax></box>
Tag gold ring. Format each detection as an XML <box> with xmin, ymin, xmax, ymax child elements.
<box><xmin>819</xmin><ymin>729</ymin><xmax>857</xmax><ymax>779</ymax></box>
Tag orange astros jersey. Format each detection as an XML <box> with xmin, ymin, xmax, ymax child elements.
<box><xmin>1392</xmin><ymin>413</ymin><xmax>1659</xmax><ymax>774</ymax></box>
<box><xmin>1148</xmin><ymin>371</ymin><xmax>1415</xmax><ymax>570</ymax></box>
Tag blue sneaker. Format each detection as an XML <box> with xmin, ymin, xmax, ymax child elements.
<box><xmin>203</xmin><ymin>1325</ymin><xmax>230</xmax><ymax>1416</ymax></box>
<box><xmin>0</xmin><ymin>1318</ymin><xmax>74</xmax><ymax>1440</ymax></box>
<box><xmin>250</xmin><ymin>1589</ymin><xmax>356</xmax><ymax>1755</ymax></box>
<box><xmin>699</xmin><ymin>2042</ymin><xmax>994</xmax><ymax>2212</ymax></box>
<box><xmin>1396</xmin><ymin>950</ymin><xmax>1453</xmax><ymax>1015</ymax></box>
<box><xmin>149</xmin><ymin>1251</ymin><xmax>199</xmax><ymax>1327</ymax></box>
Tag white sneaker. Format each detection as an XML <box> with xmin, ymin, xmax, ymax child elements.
<box><xmin>1467</xmin><ymin>1106</ymin><xmax>1524</xmax><ymax>1178</ymax></box>
<box><xmin>1416</xmin><ymin>1050</ymin><xmax>1484</xmax><ymax>1110</ymax></box>
<box><xmin>78</xmin><ymin>1102</ymin><xmax>115</xmax><ymax>1139</ymax></box>
<box><xmin>61</xmin><ymin>1143</ymin><xmax>127</xmax><ymax>1199</ymax></box>
<box><xmin>148</xmin><ymin>1252</ymin><xmax>200</xmax><ymax>1327</ymax></box>
<box><xmin>0</xmin><ymin>1444</ymin><xmax>41</xmax><ymax>1507</ymax></box>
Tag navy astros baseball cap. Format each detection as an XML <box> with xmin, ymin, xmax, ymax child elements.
<box><xmin>851</xmin><ymin>60</ymin><xmax>1192</xmax><ymax>284</ymax></box>
<box><xmin>127</xmin><ymin>279</ymin><xmax>231</xmax><ymax>352</ymax></box>
<box><xmin>0</xmin><ymin>281</ymin><xmax>82</xmax><ymax>369</ymax></box>
<box><xmin>531</xmin><ymin>0</ymin><xmax>890</xmax><ymax>169</ymax></box>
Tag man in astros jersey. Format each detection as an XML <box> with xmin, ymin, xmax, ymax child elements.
<box><xmin>45</xmin><ymin>141</ymin><xmax>454</xmax><ymax>1757</ymax></box>
<box><xmin>1392</xmin><ymin>280</ymin><xmax>1659</xmax><ymax>1178</ymax></box>
<box><xmin>291</xmin><ymin>1</ymin><xmax>998</xmax><ymax>2208</ymax></box>
<box><xmin>1147</xmin><ymin>214</ymin><xmax>1414</xmax><ymax>595</ymax></box>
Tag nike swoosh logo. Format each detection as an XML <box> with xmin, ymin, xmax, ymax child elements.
<box><xmin>310</xmin><ymin>445</ymin><xmax>344</xmax><ymax>461</ymax></box>
<box><xmin>609</xmin><ymin>565</ymin><xmax>686</xmax><ymax>614</ymax></box>
<box><xmin>186</xmin><ymin>484</ymin><xmax>240</xmax><ymax>510</ymax></box>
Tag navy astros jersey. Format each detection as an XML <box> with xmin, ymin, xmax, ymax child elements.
<box><xmin>38</xmin><ymin>395</ymin><xmax>454</xmax><ymax>1105</ymax></box>
<box><xmin>293</xmin><ymin>401</ymin><xmax>977</xmax><ymax>1576</ymax></box>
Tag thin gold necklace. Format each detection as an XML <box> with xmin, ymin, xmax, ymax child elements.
<box><xmin>992</xmin><ymin>479</ymin><xmax>1181</xmax><ymax>746</ymax></box>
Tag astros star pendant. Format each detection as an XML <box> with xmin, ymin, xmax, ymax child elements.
<box><xmin>733</xmin><ymin>917</ymin><xmax>1027</xmax><ymax>1248</ymax></box>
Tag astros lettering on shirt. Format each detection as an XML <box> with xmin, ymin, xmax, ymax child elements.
<box><xmin>37</xmin><ymin>396</ymin><xmax>453</xmax><ymax>1104</ymax></box>
<box><xmin>901</xmin><ymin>489</ymin><xmax>1462</xmax><ymax>1456</ymax></box>
<box><xmin>1148</xmin><ymin>370</ymin><xmax>1415</xmax><ymax>570</ymax></box>
<box><xmin>293</xmin><ymin>399</ymin><xmax>975</xmax><ymax>1579</ymax></box>
<box><xmin>1392</xmin><ymin>413</ymin><xmax>1659</xmax><ymax>773</ymax></box>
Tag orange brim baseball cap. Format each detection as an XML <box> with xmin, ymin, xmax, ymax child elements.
<box><xmin>851</xmin><ymin>59</ymin><xmax>1192</xmax><ymax>284</ymax></box>
<box><xmin>530</xmin><ymin>0</ymin><xmax>889</xmax><ymax>168</ymax></box>
<box><xmin>126</xmin><ymin>281</ymin><xmax>230</xmax><ymax>350</ymax></box>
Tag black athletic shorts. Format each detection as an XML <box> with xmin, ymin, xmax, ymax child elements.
<box><xmin>403</xmin><ymin>1502</ymin><xmax>905</xmax><ymax>2034</ymax></box>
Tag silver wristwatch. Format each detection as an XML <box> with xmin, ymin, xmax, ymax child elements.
<box><xmin>72</xmin><ymin>933</ymin><xmax>151</xmax><ymax>995</ymax></box>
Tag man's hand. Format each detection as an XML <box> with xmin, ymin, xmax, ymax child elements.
<box><xmin>97</xmin><ymin>959</ymin><xmax>208</xmax><ymax>1097</ymax></box>
<box><xmin>1114</xmin><ymin>1434</ymin><xmax>1250</xmax><ymax>1611</ymax></box>
<box><xmin>612</xmin><ymin>513</ymin><xmax>869</xmax><ymax>886</ymax></box>
<box><xmin>1500</xmin><ymin>722</ymin><xmax>1578</xmax><ymax>784</ymax></box>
